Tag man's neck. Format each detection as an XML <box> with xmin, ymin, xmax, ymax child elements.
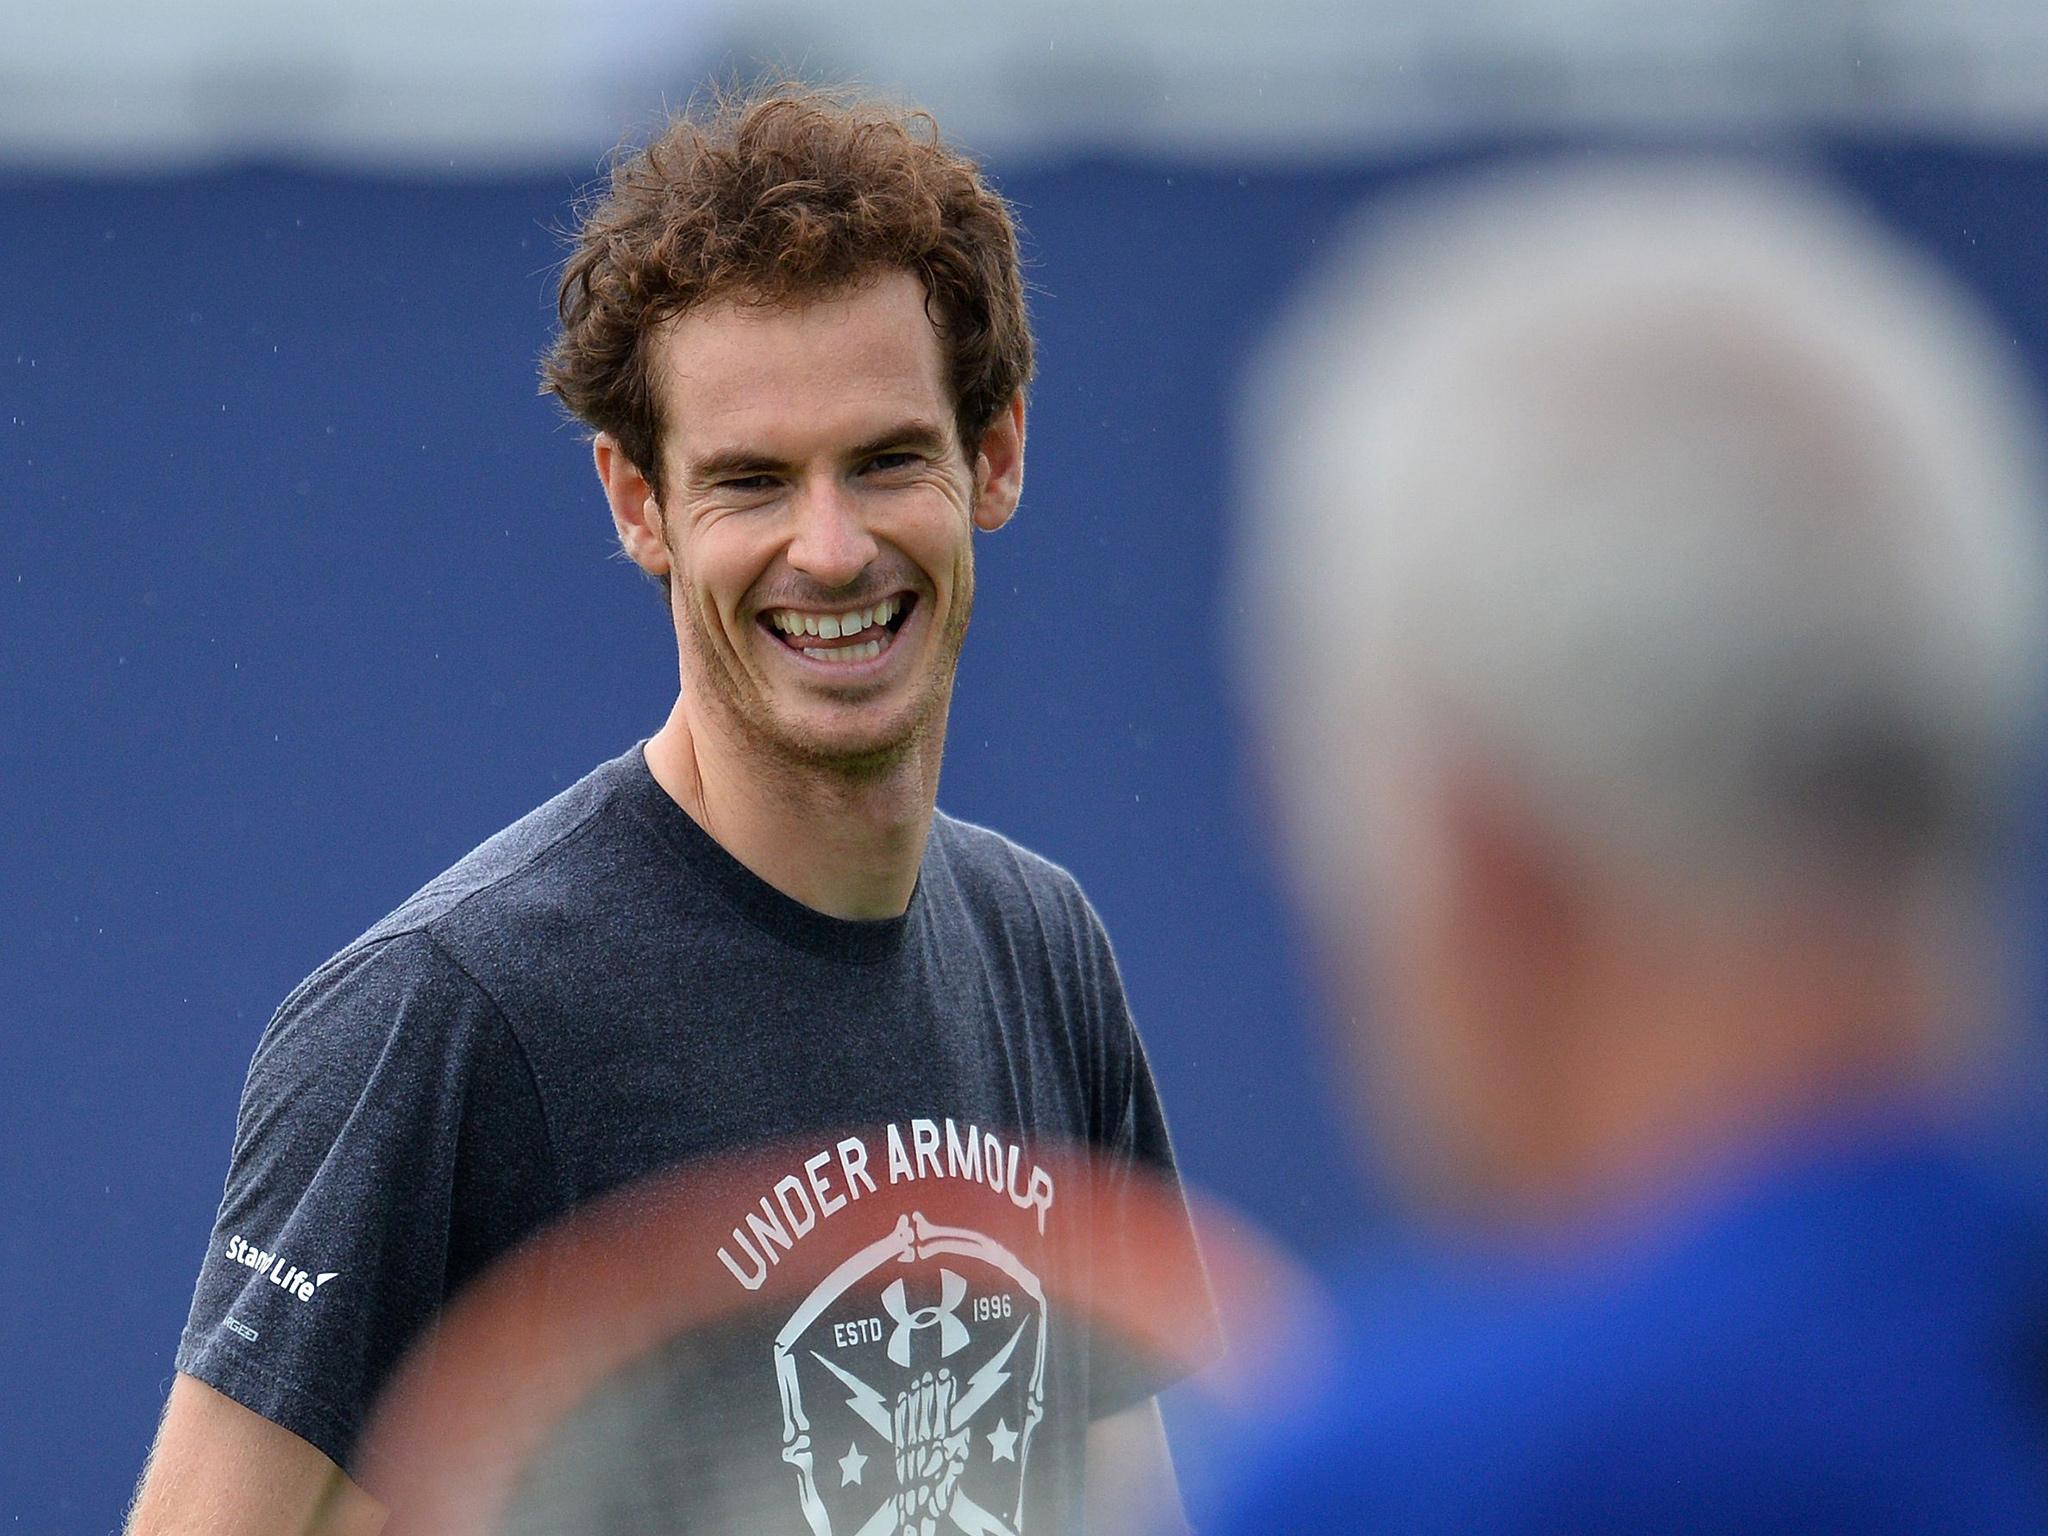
<box><xmin>1462</xmin><ymin>908</ymin><xmax>1957</xmax><ymax>1235</ymax></box>
<box><xmin>642</xmin><ymin>698</ymin><xmax>940</xmax><ymax>920</ymax></box>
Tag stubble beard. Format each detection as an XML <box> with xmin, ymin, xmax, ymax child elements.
<box><xmin>676</xmin><ymin>559</ymin><xmax>975</xmax><ymax>787</ymax></box>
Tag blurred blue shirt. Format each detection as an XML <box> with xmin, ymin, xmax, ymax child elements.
<box><xmin>1211</xmin><ymin>1105</ymin><xmax>2048</xmax><ymax>1534</ymax></box>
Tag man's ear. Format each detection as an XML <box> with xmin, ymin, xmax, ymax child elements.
<box><xmin>1438</xmin><ymin>759</ymin><xmax>1587</xmax><ymax>1007</ymax></box>
<box><xmin>970</xmin><ymin>394</ymin><xmax>1026</xmax><ymax>533</ymax></box>
<box><xmin>593</xmin><ymin>434</ymin><xmax>671</xmax><ymax>574</ymax></box>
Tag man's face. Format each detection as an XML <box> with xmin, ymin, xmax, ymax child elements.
<box><xmin>639</xmin><ymin>271</ymin><xmax>1016</xmax><ymax>774</ymax></box>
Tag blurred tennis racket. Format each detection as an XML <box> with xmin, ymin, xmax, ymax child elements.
<box><xmin>354</xmin><ymin>1131</ymin><xmax>1325</xmax><ymax>1535</ymax></box>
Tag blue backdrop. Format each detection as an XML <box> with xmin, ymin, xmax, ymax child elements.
<box><xmin>7</xmin><ymin>141</ymin><xmax>2048</xmax><ymax>1530</ymax></box>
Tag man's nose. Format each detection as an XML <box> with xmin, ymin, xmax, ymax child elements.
<box><xmin>786</xmin><ymin>479</ymin><xmax>879</xmax><ymax>590</ymax></box>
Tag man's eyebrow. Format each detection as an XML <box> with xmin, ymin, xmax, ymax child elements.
<box><xmin>681</xmin><ymin>421</ymin><xmax>955</xmax><ymax>487</ymax></box>
<box><xmin>847</xmin><ymin>420</ymin><xmax>954</xmax><ymax>461</ymax></box>
<box><xmin>681</xmin><ymin>448</ymin><xmax>793</xmax><ymax>486</ymax></box>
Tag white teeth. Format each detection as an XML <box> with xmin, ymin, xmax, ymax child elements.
<box><xmin>768</xmin><ymin>597</ymin><xmax>901</xmax><ymax>641</ymax></box>
<box><xmin>801</xmin><ymin>638</ymin><xmax>884</xmax><ymax>664</ymax></box>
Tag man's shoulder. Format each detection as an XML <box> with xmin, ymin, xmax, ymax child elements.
<box><xmin>368</xmin><ymin>747</ymin><xmax>646</xmax><ymax>940</ymax></box>
<box><xmin>1222</xmin><ymin>1147</ymin><xmax>2048</xmax><ymax>1534</ymax></box>
<box><xmin>928</xmin><ymin>810</ymin><xmax>1100</xmax><ymax>937</ymax></box>
<box><xmin>929</xmin><ymin>809</ymin><xmax>1089</xmax><ymax>897</ymax></box>
<box><xmin>279</xmin><ymin>748</ymin><xmax>650</xmax><ymax>1024</ymax></box>
<box><xmin>1219</xmin><ymin>1279</ymin><xmax>1882</xmax><ymax>1536</ymax></box>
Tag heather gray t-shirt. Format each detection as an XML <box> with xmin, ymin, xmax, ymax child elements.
<box><xmin>176</xmin><ymin>745</ymin><xmax>1205</xmax><ymax>1532</ymax></box>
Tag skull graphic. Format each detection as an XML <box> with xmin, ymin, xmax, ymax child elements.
<box><xmin>774</xmin><ymin>1214</ymin><xmax>1047</xmax><ymax>1536</ymax></box>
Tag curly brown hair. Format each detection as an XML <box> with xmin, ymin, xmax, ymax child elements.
<box><xmin>543</xmin><ymin>85</ymin><xmax>1033</xmax><ymax>498</ymax></box>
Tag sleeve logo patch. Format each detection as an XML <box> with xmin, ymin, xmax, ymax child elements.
<box><xmin>223</xmin><ymin>1234</ymin><xmax>340</xmax><ymax>1304</ymax></box>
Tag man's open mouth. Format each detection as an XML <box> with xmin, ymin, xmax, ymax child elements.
<box><xmin>759</xmin><ymin>594</ymin><xmax>915</xmax><ymax>664</ymax></box>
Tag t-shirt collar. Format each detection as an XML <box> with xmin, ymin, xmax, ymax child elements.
<box><xmin>623</xmin><ymin>742</ymin><xmax>921</xmax><ymax>964</ymax></box>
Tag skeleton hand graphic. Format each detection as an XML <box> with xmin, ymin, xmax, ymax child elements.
<box><xmin>892</xmin><ymin>1368</ymin><xmax>970</xmax><ymax>1536</ymax></box>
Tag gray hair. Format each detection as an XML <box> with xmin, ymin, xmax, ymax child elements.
<box><xmin>1241</xmin><ymin>159</ymin><xmax>2048</xmax><ymax>919</ymax></box>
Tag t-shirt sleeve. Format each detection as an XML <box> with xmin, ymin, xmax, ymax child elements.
<box><xmin>1067</xmin><ymin>891</ymin><xmax>1223</xmax><ymax>1419</ymax></box>
<box><xmin>174</xmin><ymin>928</ymin><xmax>552</xmax><ymax>1476</ymax></box>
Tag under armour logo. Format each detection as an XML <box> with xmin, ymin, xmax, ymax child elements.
<box><xmin>882</xmin><ymin>1269</ymin><xmax>969</xmax><ymax>1366</ymax></box>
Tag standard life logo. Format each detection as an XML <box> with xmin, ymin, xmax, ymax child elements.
<box><xmin>224</xmin><ymin>1234</ymin><xmax>338</xmax><ymax>1303</ymax></box>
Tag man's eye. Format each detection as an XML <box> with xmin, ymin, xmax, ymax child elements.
<box><xmin>865</xmin><ymin>452</ymin><xmax>921</xmax><ymax>473</ymax></box>
<box><xmin>720</xmin><ymin>475</ymin><xmax>777</xmax><ymax>493</ymax></box>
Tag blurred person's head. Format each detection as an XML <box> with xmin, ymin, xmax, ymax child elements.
<box><xmin>544</xmin><ymin>83</ymin><xmax>1032</xmax><ymax>509</ymax></box>
<box><xmin>1242</xmin><ymin>160</ymin><xmax>2048</xmax><ymax>1225</ymax></box>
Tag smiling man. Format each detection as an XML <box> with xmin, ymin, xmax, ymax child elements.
<box><xmin>599</xmin><ymin>266</ymin><xmax>1015</xmax><ymax>917</ymax></box>
<box><xmin>128</xmin><ymin>87</ymin><xmax>1206</xmax><ymax>1536</ymax></box>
